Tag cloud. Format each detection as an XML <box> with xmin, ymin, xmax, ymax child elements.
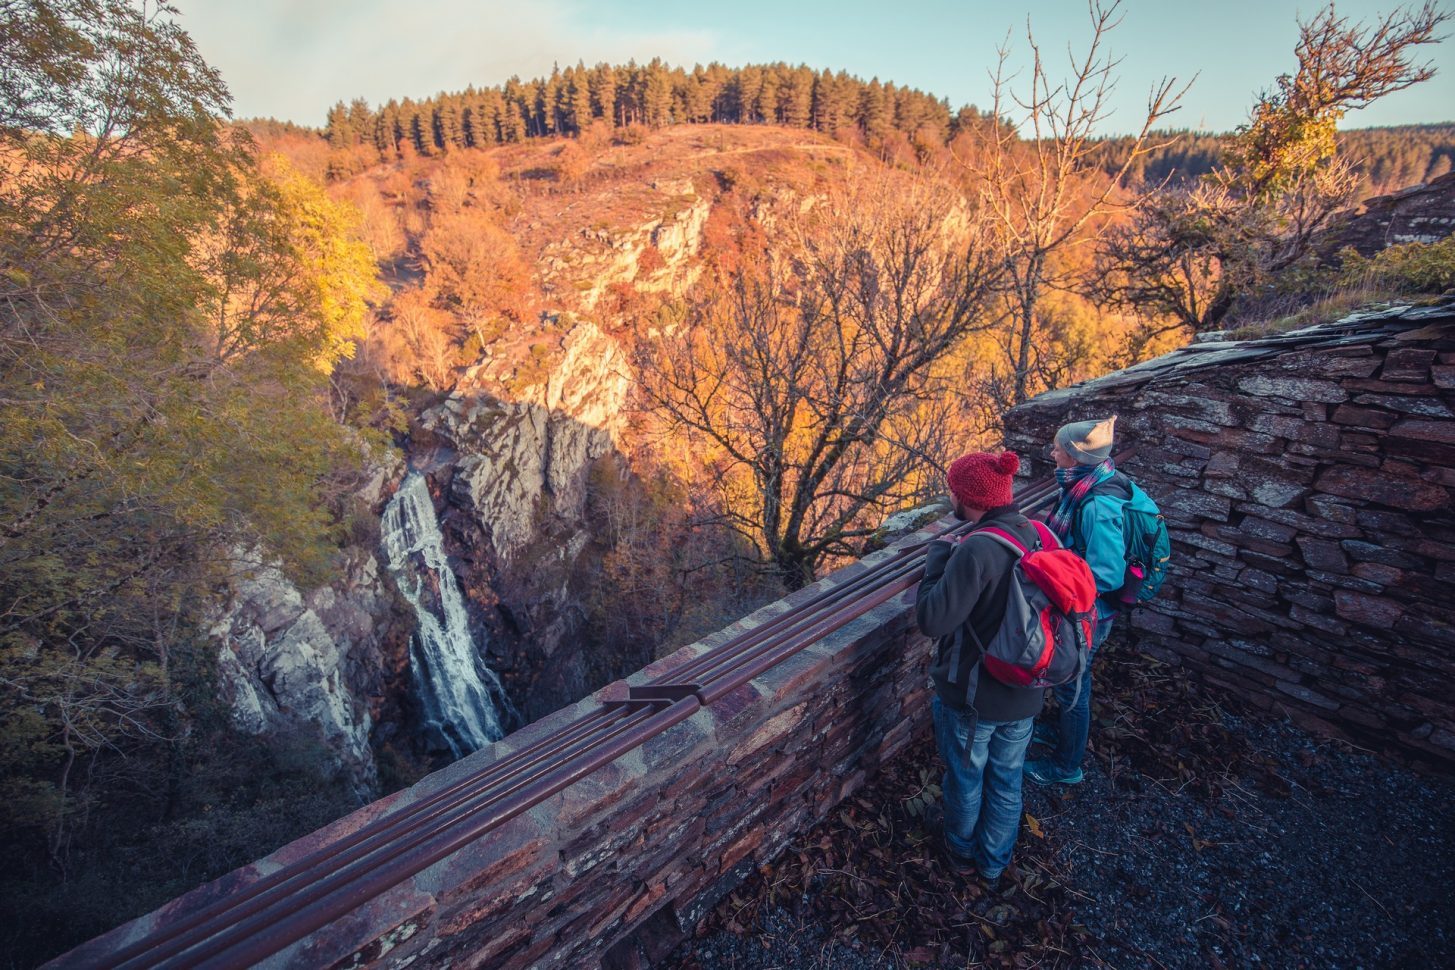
<box><xmin>175</xmin><ymin>0</ymin><xmax>719</xmax><ymax>125</ymax></box>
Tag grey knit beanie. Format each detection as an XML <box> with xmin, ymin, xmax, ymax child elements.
<box><xmin>1056</xmin><ymin>415</ymin><xmax>1117</xmax><ymax>465</ymax></box>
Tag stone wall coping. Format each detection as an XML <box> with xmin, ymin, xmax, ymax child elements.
<box><xmin>1024</xmin><ymin>299</ymin><xmax>1454</xmax><ymax>411</ymax></box>
<box><xmin>52</xmin><ymin>512</ymin><xmax>948</xmax><ymax>970</ymax></box>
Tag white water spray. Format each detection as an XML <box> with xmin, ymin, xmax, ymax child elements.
<box><xmin>380</xmin><ymin>473</ymin><xmax>509</xmax><ymax>757</ymax></box>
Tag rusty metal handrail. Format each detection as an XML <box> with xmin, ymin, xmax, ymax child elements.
<box><xmin>86</xmin><ymin>453</ymin><xmax>1120</xmax><ymax>970</ymax></box>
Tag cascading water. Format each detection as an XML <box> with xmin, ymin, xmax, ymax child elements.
<box><xmin>380</xmin><ymin>473</ymin><xmax>511</xmax><ymax>758</ymax></box>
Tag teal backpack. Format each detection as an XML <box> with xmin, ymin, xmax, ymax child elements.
<box><xmin>1076</xmin><ymin>472</ymin><xmax>1171</xmax><ymax>607</ymax></box>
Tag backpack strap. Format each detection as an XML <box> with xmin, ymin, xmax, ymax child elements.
<box><xmin>1069</xmin><ymin>472</ymin><xmax>1133</xmax><ymax>546</ymax></box>
<box><xmin>1029</xmin><ymin>520</ymin><xmax>1061</xmax><ymax>551</ymax></box>
<box><xmin>974</xmin><ymin>523</ymin><xmax>1053</xmax><ymax>557</ymax></box>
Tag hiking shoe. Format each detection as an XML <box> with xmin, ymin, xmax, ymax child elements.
<box><xmin>1023</xmin><ymin>758</ymin><xmax>1084</xmax><ymax>786</ymax></box>
<box><xmin>926</xmin><ymin>813</ymin><xmax>979</xmax><ymax>878</ymax></box>
<box><xmin>1032</xmin><ymin>722</ymin><xmax>1058</xmax><ymax>747</ymax></box>
<box><xmin>939</xmin><ymin>840</ymin><xmax>980</xmax><ymax>880</ymax></box>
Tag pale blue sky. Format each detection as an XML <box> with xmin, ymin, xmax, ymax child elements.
<box><xmin>176</xmin><ymin>0</ymin><xmax>1454</xmax><ymax>133</ymax></box>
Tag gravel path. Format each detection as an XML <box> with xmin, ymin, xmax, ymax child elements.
<box><xmin>668</xmin><ymin>652</ymin><xmax>1455</xmax><ymax>969</ymax></box>
<box><xmin>1020</xmin><ymin>716</ymin><xmax>1454</xmax><ymax>969</ymax></box>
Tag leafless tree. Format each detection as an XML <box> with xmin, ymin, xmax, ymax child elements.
<box><xmin>637</xmin><ymin>179</ymin><xmax>1003</xmax><ymax>588</ymax></box>
<box><xmin>965</xmin><ymin>0</ymin><xmax>1188</xmax><ymax>409</ymax></box>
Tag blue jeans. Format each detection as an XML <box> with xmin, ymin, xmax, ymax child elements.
<box><xmin>932</xmin><ymin>695</ymin><xmax>1034</xmax><ymax>878</ymax></box>
<box><xmin>1049</xmin><ymin>612</ymin><xmax>1116</xmax><ymax>774</ymax></box>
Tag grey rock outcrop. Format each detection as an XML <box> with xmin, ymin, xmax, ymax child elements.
<box><xmin>541</xmin><ymin>181</ymin><xmax>710</xmax><ymax>312</ymax></box>
<box><xmin>414</xmin><ymin>320</ymin><xmax>640</xmax><ymax>718</ymax></box>
<box><xmin>425</xmin><ymin>321</ymin><xmax>630</xmax><ymax>561</ymax></box>
<box><xmin>211</xmin><ymin>548</ymin><xmax>400</xmax><ymax>796</ymax></box>
<box><xmin>1320</xmin><ymin>170</ymin><xmax>1455</xmax><ymax>257</ymax></box>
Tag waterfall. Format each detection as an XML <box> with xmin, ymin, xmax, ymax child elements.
<box><xmin>380</xmin><ymin>473</ymin><xmax>510</xmax><ymax>758</ymax></box>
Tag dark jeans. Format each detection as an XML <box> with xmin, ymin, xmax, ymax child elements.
<box><xmin>1050</xmin><ymin>612</ymin><xmax>1116</xmax><ymax>774</ymax></box>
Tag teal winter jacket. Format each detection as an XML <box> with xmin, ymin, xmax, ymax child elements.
<box><xmin>1068</xmin><ymin>486</ymin><xmax>1128</xmax><ymax>598</ymax></box>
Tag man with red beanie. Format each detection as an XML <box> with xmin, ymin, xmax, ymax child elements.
<box><xmin>916</xmin><ymin>449</ymin><xmax>1044</xmax><ymax>889</ymax></box>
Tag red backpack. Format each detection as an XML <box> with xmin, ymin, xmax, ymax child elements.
<box><xmin>968</xmin><ymin>521</ymin><xmax>1099</xmax><ymax>697</ymax></box>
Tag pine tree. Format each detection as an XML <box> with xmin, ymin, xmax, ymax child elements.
<box><xmin>569</xmin><ymin>66</ymin><xmax>593</xmax><ymax>133</ymax></box>
<box><xmin>705</xmin><ymin>63</ymin><xmax>731</xmax><ymax>122</ymax></box>
<box><xmin>755</xmin><ymin>68</ymin><xmax>780</xmax><ymax>124</ymax></box>
<box><xmin>543</xmin><ymin>67</ymin><xmax>563</xmax><ymax>135</ymax></box>
<box><xmin>461</xmin><ymin>106</ymin><xmax>480</xmax><ymax>148</ymax></box>
<box><xmin>643</xmin><ymin>59</ymin><xmax>672</xmax><ymax>127</ymax></box>
<box><xmin>501</xmin><ymin>98</ymin><xmax>526</xmax><ymax>142</ymax></box>
<box><xmin>372</xmin><ymin>106</ymin><xmax>392</xmax><ymax>157</ymax></box>
<box><xmin>620</xmin><ymin>60</ymin><xmax>643</xmax><ymax>125</ymax></box>
<box><xmin>346</xmin><ymin>98</ymin><xmax>371</xmax><ymax>145</ymax></box>
<box><xmin>782</xmin><ymin>65</ymin><xmax>813</xmax><ymax>129</ymax></box>
<box><xmin>409</xmin><ymin>110</ymin><xmax>431</xmax><ymax>156</ymax></box>
<box><xmin>591</xmin><ymin>63</ymin><xmax>619</xmax><ymax>126</ymax></box>
<box><xmin>324</xmin><ymin>101</ymin><xmax>353</xmax><ymax>147</ymax></box>
<box><xmin>434</xmin><ymin>102</ymin><xmax>463</xmax><ymax>151</ymax></box>
<box><xmin>859</xmin><ymin>78</ymin><xmax>891</xmax><ymax>142</ymax></box>
<box><xmin>480</xmin><ymin>89</ymin><xmax>505</xmax><ymax>144</ymax></box>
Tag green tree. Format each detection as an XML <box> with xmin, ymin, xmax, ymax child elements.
<box><xmin>324</xmin><ymin>100</ymin><xmax>353</xmax><ymax>146</ymax></box>
<box><xmin>346</xmin><ymin>98</ymin><xmax>371</xmax><ymax>143</ymax></box>
<box><xmin>478</xmin><ymin>89</ymin><xmax>504</xmax><ymax>144</ymax></box>
<box><xmin>643</xmin><ymin>58</ymin><xmax>673</xmax><ymax>127</ymax></box>
<box><xmin>591</xmin><ymin>63</ymin><xmax>619</xmax><ymax>125</ymax></box>
<box><xmin>859</xmin><ymin>78</ymin><xmax>891</xmax><ymax>143</ymax></box>
<box><xmin>373</xmin><ymin>101</ymin><xmax>399</xmax><ymax>156</ymax></box>
<box><xmin>781</xmin><ymin>65</ymin><xmax>813</xmax><ymax>128</ymax></box>
<box><xmin>408</xmin><ymin>109</ymin><xmax>430</xmax><ymax>155</ymax></box>
<box><xmin>433</xmin><ymin>101</ymin><xmax>462</xmax><ymax>151</ymax></box>
<box><xmin>0</xmin><ymin>0</ymin><xmax>384</xmax><ymax>869</ymax></box>
<box><xmin>568</xmin><ymin>66</ymin><xmax>592</xmax><ymax>133</ymax></box>
<box><xmin>501</xmin><ymin>97</ymin><xmax>526</xmax><ymax>143</ymax></box>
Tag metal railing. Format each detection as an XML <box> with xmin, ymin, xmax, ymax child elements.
<box><xmin>86</xmin><ymin>460</ymin><xmax>1095</xmax><ymax>970</ymax></box>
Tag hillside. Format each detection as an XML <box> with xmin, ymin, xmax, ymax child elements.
<box><xmin>269</xmin><ymin>122</ymin><xmax>1152</xmax><ymax>421</ymax></box>
<box><xmin>1092</xmin><ymin>122</ymin><xmax>1455</xmax><ymax>198</ymax></box>
<box><xmin>292</xmin><ymin>56</ymin><xmax>1455</xmax><ymax>205</ymax></box>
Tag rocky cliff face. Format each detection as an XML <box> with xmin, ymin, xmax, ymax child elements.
<box><xmin>204</xmin><ymin>131</ymin><xmax>876</xmax><ymax>775</ymax></box>
<box><xmin>434</xmin><ymin>321</ymin><xmax>630</xmax><ymax>558</ymax></box>
<box><xmin>210</xmin><ymin>545</ymin><xmax>408</xmax><ymax>796</ymax></box>
<box><xmin>210</xmin><ymin>323</ymin><xmax>638</xmax><ymax>778</ymax></box>
<box><xmin>413</xmin><ymin>321</ymin><xmax>638</xmax><ymax>720</ymax></box>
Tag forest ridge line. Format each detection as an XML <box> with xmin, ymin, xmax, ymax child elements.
<box><xmin>285</xmin><ymin>59</ymin><xmax>1455</xmax><ymax>195</ymax></box>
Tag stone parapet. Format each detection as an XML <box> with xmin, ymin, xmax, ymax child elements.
<box><xmin>54</xmin><ymin>521</ymin><xmax>943</xmax><ymax>969</ymax></box>
<box><xmin>1003</xmin><ymin>301</ymin><xmax>1455</xmax><ymax>770</ymax></box>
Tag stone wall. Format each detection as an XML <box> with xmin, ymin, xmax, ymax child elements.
<box><xmin>1003</xmin><ymin>301</ymin><xmax>1455</xmax><ymax>769</ymax></box>
<box><xmin>1321</xmin><ymin>171</ymin><xmax>1455</xmax><ymax>257</ymax></box>
<box><xmin>55</xmin><ymin>521</ymin><xmax>941</xmax><ymax>969</ymax></box>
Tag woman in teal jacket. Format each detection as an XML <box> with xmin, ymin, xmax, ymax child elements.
<box><xmin>1025</xmin><ymin>415</ymin><xmax>1125</xmax><ymax>786</ymax></box>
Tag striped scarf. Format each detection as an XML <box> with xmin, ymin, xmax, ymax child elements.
<box><xmin>1046</xmin><ymin>458</ymin><xmax>1117</xmax><ymax>546</ymax></box>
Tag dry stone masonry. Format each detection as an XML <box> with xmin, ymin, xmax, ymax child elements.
<box><xmin>1003</xmin><ymin>299</ymin><xmax>1455</xmax><ymax>770</ymax></box>
<box><xmin>57</xmin><ymin>525</ymin><xmax>942</xmax><ymax>969</ymax></box>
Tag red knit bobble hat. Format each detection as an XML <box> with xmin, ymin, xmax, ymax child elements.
<box><xmin>946</xmin><ymin>451</ymin><xmax>1020</xmax><ymax>510</ymax></box>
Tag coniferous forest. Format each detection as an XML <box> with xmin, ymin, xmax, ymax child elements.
<box><xmin>312</xmin><ymin>59</ymin><xmax>1454</xmax><ymax>197</ymax></box>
